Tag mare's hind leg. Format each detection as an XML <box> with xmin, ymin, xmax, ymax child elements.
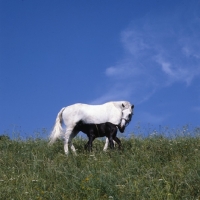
<box><xmin>64</xmin><ymin>128</ymin><xmax>72</xmax><ymax>155</ymax></box>
<box><xmin>64</xmin><ymin>127</ymin><xmax>78</xmax><ymax>155</ymax></box>
<box><xmin>69</xmin><ymin>130</ymin><xmax>79</xmax><ymax>155</ymax></box>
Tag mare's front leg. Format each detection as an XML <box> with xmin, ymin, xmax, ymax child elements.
<box><xmin>103</xmin><ymin>138</ymin><xmax>109</xmax><ymax>151</ymax></box>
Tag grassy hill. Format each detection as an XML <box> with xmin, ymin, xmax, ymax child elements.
<box><xmin>0</xmin><ymin>133</ymin><xmax>200</xmax><ymax>199</ymax></box>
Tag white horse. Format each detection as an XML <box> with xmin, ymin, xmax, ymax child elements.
<box><xmin>49</xmin><ymin>101</ymin><xmax>134</xmax><ymax>155</ymax></box>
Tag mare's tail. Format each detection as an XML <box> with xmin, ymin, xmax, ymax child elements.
<box><xmin>49</xmin><ymin>107</ymin><xmax>66</xmax><ymax>145</ymax></box>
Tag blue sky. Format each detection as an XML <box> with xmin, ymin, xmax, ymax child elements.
<box><xmin>1</xmin><ymin>0</ymin><xmax>200</xmax><ymax>138</ymax></box>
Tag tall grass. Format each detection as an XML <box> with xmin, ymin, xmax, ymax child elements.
<box><xmin>0</xmin><ymin>132</ymin><xmax>200</xmax><ymax>199</ymax></box>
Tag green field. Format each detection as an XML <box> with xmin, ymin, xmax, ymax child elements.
<box><xmin>1</xmin><ymin>131</ymin><xmax>200</xmax><ymax>199</ymax></box>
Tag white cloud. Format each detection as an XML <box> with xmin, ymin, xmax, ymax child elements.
<box><xmin>121</xmin><ymin>30</ymin><xmax>150</xmax><ymax>56</ymax></box>
<box><xmin>192</xmin><ymin>106</ymin><xmax>200</xmax><ymax>112</ymax></box>
<box><xmin>90</xmin><ymin>85</ymin><xmax>132</xmax><ymax>104</ymax></box>
<box><xmin>105</xmin><ymin>64</ymin><xmax>132</xmax><ymax>78</ymax></box>
<box><xmin>104</xmin><ymin>7</ymin><xmax>200</xmax><ymax>101</ymax></box>
<box><xmin>93</xmin><ymin>2</ymin><xmax>200</xmax><ymax>106</ymax></box>
<box><xmin>105</xmin><ymin>60</ymin><xmax>142</xmax><ymax>79</ymax></box>
<box><xmin>154</xmin><ymin>54</ymin><xmax>196</xmax><ymax>85</ymax></box>
<box><xmin>155</xmin><ymin>56</ymin><xmax>174</xmax><ymax>77</ymax></box>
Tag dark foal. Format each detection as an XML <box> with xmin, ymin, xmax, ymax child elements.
<box><xmin>74</xmin><ymin>122</ymin><xmax>122</xmax><ymax>151</ymax></box>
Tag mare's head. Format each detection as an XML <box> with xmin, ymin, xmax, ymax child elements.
<box><xmin>119</xmin><ymin>104</ymin><xmax>134</xmax><ymax>133</ymax></box>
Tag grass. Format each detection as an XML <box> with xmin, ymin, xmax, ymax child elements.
<box><xmin>0</xmin><ymin>131</ymin><xmax>200</xmax><ymax>199</ymax></box>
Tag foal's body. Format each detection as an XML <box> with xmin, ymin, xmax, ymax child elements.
<box><xmin>74</xmin><ymin>122</ymin><xmax>121</xmax><ymax>151</ymax></box>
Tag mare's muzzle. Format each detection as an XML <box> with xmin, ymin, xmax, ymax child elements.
<box><xmin>124</xmin><ymin>113</ymin><xmax>133</xmax><ymax>127</ymax></box>
<box><xmin>118</xmin><ymin>125</ymin><xmax>125</xmax><ymax>133</ymax></box>
<box><xmin>118</xmin><ymin>114</ymin><xmax>132</xmax><ymax>133</ymax></box>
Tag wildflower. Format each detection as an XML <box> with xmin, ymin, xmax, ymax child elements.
<box><xmin>85</xmin><ymin>177</ymin><xmax>89</xmax><ymax>181</ymax></box>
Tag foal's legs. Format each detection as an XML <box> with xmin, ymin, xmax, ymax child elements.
<box><xmin>85</xmin><ymin>135</ymin><xmax>96</xmax><ymax>151</ymax></box>
<box><xmin>108</xmin><ymin>136</ymin><xmax>115</xmax><ymax>149</ymax></box>
<box><xmin>113</xmin><ymin>136</ymin><xmax>122</xmax><ymax>149</ymax></box>
<box><xmin>103</xmin><ymin>126</ymin><xmax>118</xmax><ymax>151</ymax></box>
<box><xmin>103</xmin><ymin>134</ymin><xmax>121</xmax><ymax>151</ymax></box>
<box><xmin>103</xmin><ymin>136</ymin><xmax>116</xmax><ymax>150</ymax></box>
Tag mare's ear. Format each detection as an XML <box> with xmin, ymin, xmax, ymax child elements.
<box><xmin>122</xmin><ymin>103</ymin><xmax>125</xmax><ymax>108</ymax></box>
<box><xmin>131</xmin><ymin>105</ymin><xmax>134</xmax><ymax>109</ymax></box>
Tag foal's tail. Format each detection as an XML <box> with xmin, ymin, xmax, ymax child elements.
<box><xmin>49</xmin><ymin>107</ymin><xmax>66</xmax><ymax>145</ymax></box>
